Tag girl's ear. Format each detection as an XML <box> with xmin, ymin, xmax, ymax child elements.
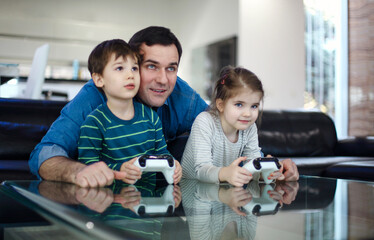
<box><xmin>92</xmin><ymin>73</ymin><xmax>104</xmax><ymax>88</ymax></box>
<box><xmin>216</xmin><ymin>98</ymin><xmax>224</xmax><ymax>113</ymax></box>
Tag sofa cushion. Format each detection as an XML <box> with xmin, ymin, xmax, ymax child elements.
<box><xmin>0</xmin><ymin>121</ymin><xmax>48</xmax><ymax>160</ymax></box>
<box><xmin>258</xmin><ymin>110</ymin><xmax>338</xmax><ymax>157</ymax></box>
<box><xmin>323</xmin><ymin>160</ymin><xmax>374</xmax><ymax>181</ymax></box>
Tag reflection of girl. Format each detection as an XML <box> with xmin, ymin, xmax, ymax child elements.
<box><xmin>182</xmin><ymin>66</ymin><xmax>267</xmax><ymax>187</ymax></box>
<box><xmin>181</xmin><ymin>179</ymin><xmax>257</xmax><ymax>240</ymax></box>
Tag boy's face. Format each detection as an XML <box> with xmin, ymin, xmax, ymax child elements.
<box><xmin>93</xmin><ymin>54</ymin><xmax>140</xmax><ymax>101</ymax></box>
<box><xmin>137</xmin><ymin>43</ymin><xmax>179</xmax><ymax>107</ymax></box>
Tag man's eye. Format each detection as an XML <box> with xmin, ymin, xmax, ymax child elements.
<box><xmin>147</xmin><ymin>65</ymin><xmax>156</xmax><ymax>70</ymax></box>
<box><xmin>167</xmin><ymin>66</ymin><xmax>176</xmax><ymax>72</ymax></box>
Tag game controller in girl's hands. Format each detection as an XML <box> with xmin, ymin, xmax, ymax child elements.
<box><xmin>243</xmin><ymin>157</ymin><xmax>282</xmax><ymax>184</ymax></box>
<box><xmin>134</xmin><ymin>154</ymin><xmax>175</xmax><ymax>184</ymax></box>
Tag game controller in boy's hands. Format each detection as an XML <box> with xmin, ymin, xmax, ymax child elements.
<box><xmin>134</xmin><ymin>154</ymin><xmax>175</xmax><ymax>184</ymax></box>
<box><xmin>132</xmin><ymin>185</ymin><xmax>175</xmax><ymax>216</ymax></box>
<box><xmin>243</xmin><ymin>157</ymin><xmax>282</xmax><ymax>184</ymax></box>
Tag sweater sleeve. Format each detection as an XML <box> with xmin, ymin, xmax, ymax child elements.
<box><xmin>182</xmin><ymin>112</ymin><xmax>222</xmax><ymax>184</ymax></box>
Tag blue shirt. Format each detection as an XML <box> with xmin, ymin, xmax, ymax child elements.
<box><xmin>29</xmin><ymin>76</ymin><xmax>208</xmax><ymax>178</ymax></box>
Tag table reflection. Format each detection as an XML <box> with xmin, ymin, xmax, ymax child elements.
<box><xmin>180</xmin><ymin>179</ymin><xmax>299</xmax><ymax>240</ymax></box>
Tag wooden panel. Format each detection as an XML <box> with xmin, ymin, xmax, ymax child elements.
<box><xmin>348</xmin><ymin>0</ymin><xmax>374</xmax><ymax>136</ymax></box>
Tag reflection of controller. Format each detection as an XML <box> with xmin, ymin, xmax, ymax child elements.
<box><xmin>132</xmin><ymin>185</ymin><xmax>175</xmax><ymax>216</ymax></box>
<box><xmin>243</xmin><ymin>181</ymin><xmax>281</xmax><ymax>216</ymax></box>
<box><xmin>243</xmin><ymin>157</ymin><xmax>281</xmax><ymax>184</ymax></box>
<box><xmin>134</xmin><ymin>154</ymin><xmax>175</xmax><ymax>184</ymax></box>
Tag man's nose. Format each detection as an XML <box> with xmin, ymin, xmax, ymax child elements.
<box><xmin>155</xmin><ymin>69</ymin><xmax>167</xmax><ymax>84</ymax></box>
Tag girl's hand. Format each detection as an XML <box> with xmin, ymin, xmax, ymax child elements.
<box><xmin>219</xmin><ymin>156</ymin><xmax>252</xmax><ymax>187</ymax></box>
<box><xmin>118</xmin><ymin>157</ymin><xmax>142</xmax><ymax>184</ymax></box>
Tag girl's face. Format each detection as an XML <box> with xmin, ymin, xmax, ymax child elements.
<box><xmin>216</xmin><ymin>88</ymin><xmax>262</xmax><ymax>135</ymax></box>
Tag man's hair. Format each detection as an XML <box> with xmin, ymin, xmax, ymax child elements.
<box><xmin>88</xmin><ymin>39</ymin><xmax>139</xmax><ymax>76</ymax></box>
<box><xmin>129</xmin><ymin>26</ymin><xmax>182</xmax><ymax>62</ymax></box>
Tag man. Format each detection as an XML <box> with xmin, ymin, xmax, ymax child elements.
<box><xmin>29</xmin><ymin>26</ymin><xmax>299</xmax><ymax>187</ymax></box>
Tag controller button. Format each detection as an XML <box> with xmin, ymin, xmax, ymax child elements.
<box><xmin>253</xmin><ymin>160</ymin><xmax>261</xmax><ymax>170</ymax></box>
<box><xmin>139</xmin><ymin>158</ymin><xmax>146</xmax><ymax>167</ymax></box>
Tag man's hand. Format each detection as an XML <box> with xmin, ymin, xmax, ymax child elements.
<box><xmin>278</xmin><ymin>158</ymin><xmax>299</xmax><ymax>181</ymax></box>
<box><xmin>75</xmin><ymin>187</ymin><xmax>114</xmax><ymax>213</ymax></box>
<box><xmin>219</xmin><ymin>157</ymin><xmax>252</xmax><ymax>187</ymax></box>
<box><xmin>173</xmin><ymin>160</ymin><xmax>182</xmax><ymax>184</ymax></box>
<box><xmin>75</xmin><ymin>161</ymin><xmax>122</xmax><ymax>187</ymax></box>
<box><xmin>119</xmin><ymin>157</ymin><xmax>142</xmax><ymax>184</ymax></box>
<box><xmin>39</xmin><ymin>157</ymin><xmax>125</xmax><ymax>188</ymax></box>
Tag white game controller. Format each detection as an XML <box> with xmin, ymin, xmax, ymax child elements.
<box><xmin>242</xmin><ymin>181</ymin><xmax>281</xmax><ymax>216</ymax></box>
<box><xmin>243</xmin><ymin>157</ymin><xmax>281</xmax><ymax>184</ymax></box>
<box><xmin>134</xmin><ymin>154</ymin><xmax>175</xmax><ymax>184</ymax></box>
<box><xmin>132</xmin><ymin>185</ymin><xmax>175</xmax><ymax>216</ymax></box>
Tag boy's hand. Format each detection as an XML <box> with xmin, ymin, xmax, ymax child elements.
<box><xmin>219</xmin><ymin>157</ymin><xmax>252</xmax><ymax>187</ymax></box>
<box><xmin>173</xmin><ymin>160</ymin><xmax>182</xmax><ymax>184</ymax></box>
<box><xmin>118</xmin><ymin>157</ymin><xmax>142</xmax><ymax>184</ymax></box>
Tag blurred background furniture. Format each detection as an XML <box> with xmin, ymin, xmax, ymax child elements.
<box><xmin>1</xmin><ymin>98</ymin><xmax>374</xmax><ymax>181</ymax></box>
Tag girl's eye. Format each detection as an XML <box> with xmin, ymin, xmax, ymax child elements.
<box><xmin>132</xmin><ymin>66</ymin><xmax>139</xmax><ymax>72</ymax></box>
<box><xmin>252</xmin><ymin>105</ymin><xmax>259</xmax><ymax>109</ymax></box>
<box><xmin>235</xmin><ymin>103</ymin><xmax>243</xmax><ymax>107</ymax></box>
<box><xmin>115</xmin><ymin>66</ymin><xmax>123</xmax><ymax>71</ymax></box>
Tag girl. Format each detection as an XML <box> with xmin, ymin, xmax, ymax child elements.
<box><xmin>182</xmin><ymin>66</ymin><xmax>279</xmax><ymax>187</ymax></box>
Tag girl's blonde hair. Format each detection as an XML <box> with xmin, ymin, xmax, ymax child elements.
<box><xmin>209</xmin><ymin>66</ymin><xmax>264</xmax><ymax>115</ymax></box>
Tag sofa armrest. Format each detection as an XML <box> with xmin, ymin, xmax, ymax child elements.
<box><xmin>335</xmin><ymin>137</ymin><xmax>374</xmax><ymax>157</ymax></box>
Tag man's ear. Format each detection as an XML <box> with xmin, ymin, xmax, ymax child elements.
<box><xmin>92</xmin><ymin>73</ymin><xmax>104</xmax><ymax>87</ymax></box>
<box><xmin>216</xmin><ymin>98</ymin><xmax>224</xmax><ymax>113</ymax></box>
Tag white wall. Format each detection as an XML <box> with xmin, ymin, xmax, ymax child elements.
<box><xmin>0</xmin><ymin>0</ymin><xmax>304</xmax><ymax>109</ymax></box>
<box><xmin>238</xmin><ymin>0</ymin><xmax>305</xmax><ymax>110</ymax></box>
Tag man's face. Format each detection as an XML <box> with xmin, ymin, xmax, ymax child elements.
<box><xmin>138</xmin><ymin>43</ymin><xmax>179</xmax><ymax>107</ymax></box>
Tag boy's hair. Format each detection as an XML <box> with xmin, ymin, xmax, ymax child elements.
<box><xmin>129</xmin><ymin>26</ymin><xmax>182</xmax><ymax>63</ymax></box>
<box><xmin>88</xmin><ymin>39</ymin><xmax>139</xmax><ymax>76</ymax></box>
<box><xmin>209</xmin><ymin>66</ymin><xmax>265</xmax><ymax>115</ymax></box>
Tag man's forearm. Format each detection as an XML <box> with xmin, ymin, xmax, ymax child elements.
<box><xmin>39</xmin><ymin>156</ymin><xmax>85</xmax><ymax>184</ymax></box>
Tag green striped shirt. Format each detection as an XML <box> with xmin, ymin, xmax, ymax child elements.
<box><xmin>78</xmin><ymin>100</ymin><xmax>169</xmax><ymax>171</ymax></box>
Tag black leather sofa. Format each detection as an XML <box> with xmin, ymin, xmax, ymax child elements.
<box><xmin>1</xmin><ymin>97</ymin><xmax>374</xmax><ymax>182</ymax></box>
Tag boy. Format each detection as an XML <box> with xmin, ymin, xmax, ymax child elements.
<box><xmin>78</xmin><ymin>39</ymin><xmax>177</xmax><ymax>185</ymax></box>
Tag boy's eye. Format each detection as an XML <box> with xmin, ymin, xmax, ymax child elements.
<box><xmin>252</xmin><ymin>105</ymin><xmax>259</xmax><ymax>109</ymax></box>
<box><xmin>115</xmin><ymin>66</ymin><xmax>123</xmax><ymax>71</ymax></box>
<box><xmin>132</xmin><ymin>66</ymin><xmax>139</xmax><ymax>72</ymax></box>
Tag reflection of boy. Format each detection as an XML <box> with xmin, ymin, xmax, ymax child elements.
<box><xmin>78</xmin><ymin>39</ymin><xmax>171</xmax><ymax>183</ymax></box>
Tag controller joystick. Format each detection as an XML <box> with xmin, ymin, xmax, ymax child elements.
<box><xmin>243</xmin><ymin>157</ymin><xmax>281</xmax><ymax>184</ymax></box>
<box><xmin>134</xmin><ymin>154</ymin><xmax>175</xmax><ymax>184</ymax></box>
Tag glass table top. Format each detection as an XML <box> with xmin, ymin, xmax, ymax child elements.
<box><xmin>1</xmin><ymin>175</ymin><xmax>374</xmax><ymax>240</ymax></box>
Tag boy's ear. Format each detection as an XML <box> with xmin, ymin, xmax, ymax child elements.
<box><xmin>216</xmin><ymin>98</ymin><xmax>224</xmax><ymax>113</ymax></box>
<box><xmin>92</xmin><ymin>73</ymin><xmax>104</xmax><ymax>87</ymax></box>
